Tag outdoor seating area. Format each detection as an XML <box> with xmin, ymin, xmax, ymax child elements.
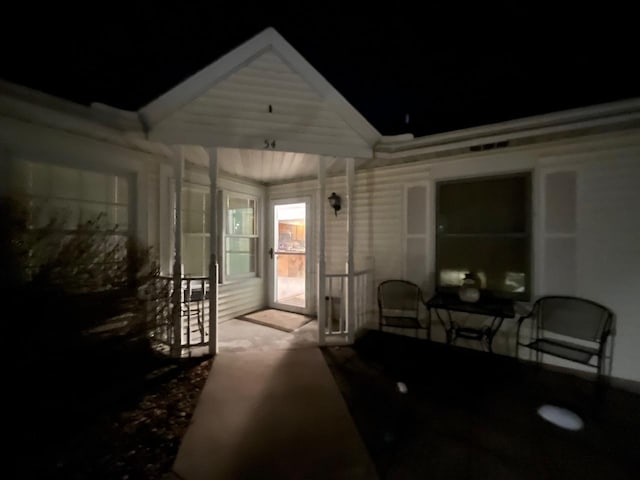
<box><xmin>425</xmin><ymin>291</ymin><xmax>516</xmax><ymax>353</ymax></box>
<box><xmin>516</xmin><ymin>296</ymin><xmax>615</xmax><ymax>375</ymax></box>
<box><xmin>377</xmin><ymin>280</ymin><xmax>616</xmax><ymax>375</ymax></box>
<box><xmin>377</xmin><ymin>280</ymin><xmax>430</xmax><ymax>338</ymax></box>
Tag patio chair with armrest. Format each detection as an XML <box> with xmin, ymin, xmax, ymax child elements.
<box><xmin>378</xmin><ymin>280</ymin><xmax>429</xmax><ymax>339</ymax></box>
<box><xmin>516</xmin><ymin>296</ymin><xmax>614</xmax><ymax>376</ymax></box>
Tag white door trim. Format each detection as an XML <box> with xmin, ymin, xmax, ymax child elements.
<box><xmin>268</xmin><ymin>196</ymin><xmax>312</xmax><ymax>314</ymax></box>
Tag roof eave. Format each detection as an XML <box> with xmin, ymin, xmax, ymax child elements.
<box><xmin>375</xmin><ymin>97</ymin><xmax>640</xmax><ymax>159</ymax></box>
<box><xmin>139</xmin><ymin>27</ymin><xmax>381</xmax><ymax>149</ymax></box>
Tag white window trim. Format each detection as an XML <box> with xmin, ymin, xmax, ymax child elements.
<box><xmin>222</xmin><ymin>190</ymin><xmax>260</xmax><ymax>284</ymax></box>
<box><xmin>434</xmin><ymin>171</ymin><xmax>533</xmax><ymax>300</ymax></box>
<box><xmin>170</xmin><ymin>182</ymin><xmax>212</xmax><ymax>278</ymax></box>
<box><xmin>15</xmin><ymin>158</ymin><xmax>132</xmax><ymax>234</ymax></box>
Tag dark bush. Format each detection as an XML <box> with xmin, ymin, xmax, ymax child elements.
<box><xmin>2</xmin><ymin>195</ymin><xmax>171</xmax><ymax>423</ymax></box>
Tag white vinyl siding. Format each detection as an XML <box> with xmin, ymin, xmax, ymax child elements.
<box><xmin>153</xmin><ymin>51</ymin><xmax>371</xmax><ymax>157</ymax></box>
<box><xmin>575</xmin><ymin>155</ymin><xmax>640</xmax><ymax>381</ymax></box>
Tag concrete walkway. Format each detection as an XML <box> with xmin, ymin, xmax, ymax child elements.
<box><xmin>171</xmin><ymin>347</ymin><xmax>378</xmax><ymax>480</ymax></box>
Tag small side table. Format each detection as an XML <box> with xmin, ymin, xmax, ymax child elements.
<box><xmin>425</xmin><ymin>292</ymin><xmax>516</xmax><ymax>352</ymax></box>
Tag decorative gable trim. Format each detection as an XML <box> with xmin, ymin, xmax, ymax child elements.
<box><xmin>139</xmin><ymin>27</ymin><xmax>380</xmax><ymax>147</ymax></box>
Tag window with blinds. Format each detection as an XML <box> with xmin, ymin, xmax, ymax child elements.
<box><xmin>10</xmin><ymin>159</ymin><xmax>129</xmax><ymax>232</ymax></box>
<box><xmin>7</xmin><ymin>159</ymin><xmax>131</xmax><ymax>282</ymax></box>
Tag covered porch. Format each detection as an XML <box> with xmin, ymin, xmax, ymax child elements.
<box><xmin>127</xmin><ymin>27</ymin><xmax>640</xmax><ymax>386</ymax></box>
<box><xmin>138</xmin><ymin>29</ymin><xmax>382</xmax><ymax>356</ymax></box>
<box><xmin>152</xmin><ymin>147</ymin><xmax>376</xmax><ymax>357</ymax></box>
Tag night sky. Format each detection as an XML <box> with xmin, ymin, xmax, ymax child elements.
<box><xmin>2</xmin><ymin>1</ymin><xmax>639</xmax><ymax>137</ymax></box>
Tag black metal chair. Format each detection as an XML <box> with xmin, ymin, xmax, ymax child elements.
<box><xmin>182</xmin><ymin>279</ymin><xmax>209</xmax><ymax>344</ymax></box>
<box><xmin>516</xmin><ymin>296</ymin><xmax>614</xmax><ymax>375</ymax></box>
<box><xmin>377</xmin><ymin>280</ymin><xmax>429</xmax><ymax>338</ymax></box>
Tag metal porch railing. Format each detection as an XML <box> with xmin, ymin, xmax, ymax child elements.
<box><xmin>324</xmin><ymin>269</ymin><xmax>373</xmax><ymax>343</ymax></box>
<box><xmin>148</xmin><ymin>276</ymin><xmax>210</xmax><ymax>354</ymax></box>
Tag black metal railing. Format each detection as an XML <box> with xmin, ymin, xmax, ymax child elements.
<box><xmin>148</xmin><ymin>276</ymin><xmax>210</xmax><ymax>354</ymax></box>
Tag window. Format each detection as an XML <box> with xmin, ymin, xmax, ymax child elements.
<box><xmin>436</xmin><ymin>173</ymin><xmax>531</xmax><ymax>300</ymax></box>
<box><xmin>181</xmin><ymin>188</ymin><xmax>210</xmax><ymax>277</ymax></box>
<box><xmin>224</xmin><ymin>194</ymin><xmax>258</xmax><ymax>279</ymax></box>
<box><xmin>7</xmin><ymin>159</ymin><xmax>131</xmax><ymax>280</ymax></box>
<box><xmin>172</xmin><ymin>187</ymin><xmax>259</xmax><ymax>281</ymax></box>
<box><xmin>10</xmin><ymin>160</ymin><xmax>129</xmax><ymax>232</ymax></box>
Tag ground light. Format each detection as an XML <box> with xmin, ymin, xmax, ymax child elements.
<box><xmin>537</xmin><ymin>404</ymin><xmax>584</xmax><ymax>431</ymax></box>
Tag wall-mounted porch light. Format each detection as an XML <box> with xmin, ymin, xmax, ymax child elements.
<box><xmin>328</xmin><ymin>192</ymin><xmax>341</xmax><ymax>216</ymax></box>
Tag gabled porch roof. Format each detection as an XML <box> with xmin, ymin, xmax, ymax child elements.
<box><xmin>139</xmin><ymin>27</ymin><xmax>381</xmax><ymax>172</ymax></box>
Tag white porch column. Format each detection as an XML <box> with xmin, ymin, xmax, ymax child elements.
<box><xmin>171</xmin><ymin>146</ymin><xmax>184</xmax><ymax>357</ymax></box>
<box><xmin>208</xmin><ymin>148</ymin><xmax>219</xmax><ymax>355</ymax></box>
<box><xmin>346</xmin><ymin>157</ymin><xmax>355</xmax><ymax>343</ymax></box>
<box><xmin>317</xmin><ymin>158</ymin><xmax>327</xmax><ymax>345</ymax></box>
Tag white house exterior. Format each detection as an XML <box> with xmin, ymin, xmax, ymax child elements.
<box><xmin>1</xmin><ymin>28</ymin><xmax>639</xmax><ymax>383</ymax></box>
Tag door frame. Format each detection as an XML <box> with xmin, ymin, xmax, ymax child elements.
<box><xmin>268</xmin><ymin>196</ymin><xmax>312</xmax><ymax>315</ymax></box>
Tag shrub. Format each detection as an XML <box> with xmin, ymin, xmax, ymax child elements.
<box><xmin>2</xmin><ymin>195</ymin><xmax>171</xmax><ymax>411</ymax></box>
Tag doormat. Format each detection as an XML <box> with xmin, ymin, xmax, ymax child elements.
<box><xmin>237</xmin><ymin>309</ymin><xmax>313</xmax><ymax>333</ymax></box>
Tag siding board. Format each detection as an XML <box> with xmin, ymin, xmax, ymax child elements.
<box><xmin>218</xmin><ymin>279</ymin><xmax>265</xmax><ymax>323</ymax></box>
<box><xmin>577</xmin><ymin>155</ymin><xmax>640</xmax><ymax>381</ymax></box>
<box><xmin>155</xmin><ymin>50</ymin><xmax>370</xmax><ymax>157</ymax></box>
<box><xmin>171</xmin><ymin>114</ymin><xmax>366</xmax><ymax>142</ymax></box>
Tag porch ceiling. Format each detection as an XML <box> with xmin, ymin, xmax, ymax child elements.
<box><xmin>213</xmin><ymin>147</ymin><xmax>367</xmax><ymax>184</ymax></box>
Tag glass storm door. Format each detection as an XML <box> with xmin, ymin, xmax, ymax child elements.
<box><xmin>269</xmin><ymin>200</ymin><xmax>309</xmax><ymax>313</ymax></box>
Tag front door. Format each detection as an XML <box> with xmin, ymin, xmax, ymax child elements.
<box><xmin>269</xmin><ymin>198</ymin><xmax>310</xmax><ymax>314</ymax></box>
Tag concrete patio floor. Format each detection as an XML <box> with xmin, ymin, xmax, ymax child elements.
<box><xmin>322</xmin><ymin>330</ymin><xmax>640</xmax><ymax>479</ymax></box>
<box><xmin>170</xmin><ymin>317</ymin><xmax>640</xmax><ymax>479</ymax></box>
<box><xmin>218</xmin><ymin>316</ymin><xmax>318</xmax><ymax>352</ymax></box>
